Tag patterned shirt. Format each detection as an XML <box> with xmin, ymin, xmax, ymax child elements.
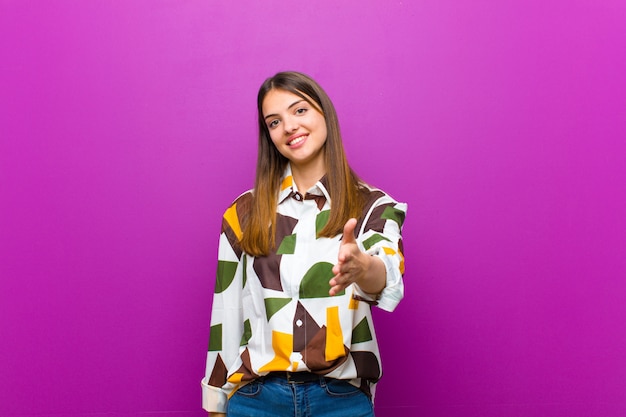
<box><xmin>202</xmin><ymin>165</ymin><xmax>407</xmax><ymax>413</ymax></box>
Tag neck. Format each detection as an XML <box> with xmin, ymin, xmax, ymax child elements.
<box><xmin>291</xmin><ymin>160</ymin><xmax>326</xmax><ymax>192</ymax></box>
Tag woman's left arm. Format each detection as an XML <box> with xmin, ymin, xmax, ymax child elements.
<box><xmin>330</xmin><ymin>197</ymin><xmax>407</xmax><ymax>311</ymax></box>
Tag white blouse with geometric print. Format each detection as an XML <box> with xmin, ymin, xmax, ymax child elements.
<box><xmin>202</xmin><ymin>165</ymin><xmax>407</xmax><ymax>413</ymax></box>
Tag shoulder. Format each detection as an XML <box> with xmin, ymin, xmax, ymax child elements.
<box><xmin>358</xmin><ymin>183</ymin><xmax>407</xmax><ymax>228</ymax></box>
<box><xmin>218</xmin><ymin>190</ymin><xmax>254</xmax><ymax>248</ymax></box>
<box><xmin>358</xmin><ymin>182</ymin><xmax>405</xmax><ymax>208</ymax></box>
<box><xmin>229</xmin><ymin>189</ymin><xmax>254</xmax><ymax>208</ymax></box>
<box><xmin>221</xmin><ymin>189</ymin><xmax>254</xmax><ymax>223</ymax></box>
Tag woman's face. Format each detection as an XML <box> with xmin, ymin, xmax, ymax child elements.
<box><xmin>262</xmin><ymin>88</ymin><xmax>327</xmax><ymax>172</ymax></box>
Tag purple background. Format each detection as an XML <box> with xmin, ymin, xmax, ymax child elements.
<box><xmin>1</xmin><ymin>1</ymin><xmax>625</xmax><ymax>416</ymax></box>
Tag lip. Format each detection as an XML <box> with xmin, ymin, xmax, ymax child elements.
<box><xmin>287</xmin><ymin>134</ymin><xmax>308</xmax><ymax>147</ymax></box>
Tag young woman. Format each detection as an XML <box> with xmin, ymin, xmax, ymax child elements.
<box><xmin>202</xmin><ymin>71</ymin><xmax>407</xmax><ymax>417</ymax></box>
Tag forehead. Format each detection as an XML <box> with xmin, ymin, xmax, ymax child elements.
<box><xmin>261</xmin><ymin>89</ymin><xmax>305</xmax><ymax>115</ymax></box>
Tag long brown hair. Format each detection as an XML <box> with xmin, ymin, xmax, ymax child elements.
<box><xmin>240</xmin><ymin>71</ymin><xmax>364</xmax><ymax>256</ymax></box>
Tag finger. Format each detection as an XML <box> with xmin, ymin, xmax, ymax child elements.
<box><xmin>342</xmin><ymin>218</ymin><xmax>358</xmax><ymax>245</ymax></box>
<box><xmin>329</xmin><ymin>280</ymin><xmax>346</xmax><ymax>296</ymax></box>
<box><xmin>334</xmin><ymin>249</ymin><xmax>354</xmax><ymax>276</ymax></box>
<box><xmin>329</xmin><ymin>277</ymin><xmax>338</xmax><ymax>295</ymax></box>
<box><xmin>329</xmin><ymin>273</ymin><xmax>345</xmax><ymax>292</ymax></box>
<box><xmin>336</xmin><ymin>245</ymin><xmax>353</xmax><ymax>264</ymax></box>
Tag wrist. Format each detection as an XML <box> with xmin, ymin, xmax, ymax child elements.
<box><xmin>356</xmin><ymin>254</ymin><xmax>386</xmax><ymax>294</ymax></box>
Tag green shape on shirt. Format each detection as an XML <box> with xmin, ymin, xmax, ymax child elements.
<box><xmin>242</xmin><ymin>255</ymin><xmax>247</xmax><ymax>288</ymax></box>
<box><xmin>382</xmin><ymin>206</ymin><xmax>406</xmax><ymax>227</ymax></box>
<box><xmin>264</xmin><ymin>297</ymin><xmax>292</xmax><ymax>321</ymax></box>
<box><xmin>216</xmin><ymin>260</ymin><xmax>238</xmax><ymax>293</ymax></box>
<box><xmin>240</xmin><ymin>319</ymin><xmax>251</xmax><ymax>346</ymax></box>
<box><xmin>352</xmin><ymin>317</ymin><xmax>373</xmax><ymax>343</ymax></box>
<box><xmin>316</xmin><ymin>210</ymin><xmax>330</xmax><ymax>236</ymax></box>
<box><xmin>300</xmin><ymin>262</ymin><xmax>344</xmax><ymax>298</ymax></box>
<box><xmin>277</xmin><ymin>234</ymin><xmax>297</xmax><ymax>255</ymax></box>
<box><xmin>362</xmin><ymin>234</ymin><xmax>391</xmax><ymax>251</ymax></box>
<box><xmin>208</xmin><ymin>324</ymin><xmax>222</xmax><ymax>351</ymax></box>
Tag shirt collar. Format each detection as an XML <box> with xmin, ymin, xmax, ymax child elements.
<box><xmin>278</xmin><ymin>164</ymin><xmax>331</xmax><ymax>204</ymax></box>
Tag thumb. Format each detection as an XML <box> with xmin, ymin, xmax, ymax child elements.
<box><xmin>341</xmin><ymin>218</ymin><xmax>358</xmax><ymax>245</ymax></box>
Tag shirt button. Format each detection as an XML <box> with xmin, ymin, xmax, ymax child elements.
<box><xmin>296</xmin><ymin>320</ymin><xmax>303</xmax><ymax>327</ymax></box>
<box><xmin>294</xmin><ymin>193</ymin><xmax>302</xmax><ymax>201</ymax></box>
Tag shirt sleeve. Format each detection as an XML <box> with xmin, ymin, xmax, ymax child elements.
<box><xmin>201</xmin><ymin>202</ymin><xmax>246</xmax><ymax>413</ymax></box>
<box><xmin>355</xmin><ymin>195</ymin><xmax>408</xmax><ymax>312</ymax></box>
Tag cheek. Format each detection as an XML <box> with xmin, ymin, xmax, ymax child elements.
<box><xmin>268</xmin><ymin>134</ymin><xmax>289</xmax><ymax>157</ymax></box>
<box><xmin>315</xmin><ymin>116</ymin><xmax>328</xmax><ymax>140</ymax></box>
<box><xmin>319</xmin><ymin>124</ymin><xmax>328</xmax><ymax>142</ymax></box>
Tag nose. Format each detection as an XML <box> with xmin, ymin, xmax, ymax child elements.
<box><xmin>283</xmin><ymin>115</ymin><xmax>299</xmax><ymax>134</ymax></box>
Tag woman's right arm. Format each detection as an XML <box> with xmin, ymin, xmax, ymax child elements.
<box><xmin>202</xmin><ymin>200</ymin><xmax>248</xmax><ymax>413</ymax></box>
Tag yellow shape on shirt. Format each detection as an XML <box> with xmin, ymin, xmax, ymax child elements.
<box><xmin>227</xmin><ymin>372</ymin><xmax>244</xmax><ymax>383</ymax></box>
<box><xmin>383</xmin><ymin>246</ymin><xmax>405</xmax><ymax>274</ymax></box>
<box><xmin>382</xmin><ymin>247</ymin><xmax>396</xmax><ymax>255</ymax></box>
<box><xmin>258</xmin><ymin>331</ymin><xmax>293</xmax><ymax>372</ymax></box>
<box><xmin>325</xmin><ymin>306</ymin><xmax>345</xmax><ymax>362</ymax></box>
<box><xmin>224</xmin><ymin>203</ymin><xmax>243</xmax><ymax>241</ymax></box>
<box><xmin>281</xmin><ymin>175</ymin><xmax>293</xmax><ymax>191</ymax></box>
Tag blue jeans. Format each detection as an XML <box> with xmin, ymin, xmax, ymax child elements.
<box><xmin>226</xmin><ymin>374</ymin><xmax>375</xmax><ymax>417</ymax></box>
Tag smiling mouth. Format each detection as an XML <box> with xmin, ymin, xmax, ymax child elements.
<box><xmin>288</xmin><ymin>135</ymin><xmax>307</xmax><ymax>146</ymax></box>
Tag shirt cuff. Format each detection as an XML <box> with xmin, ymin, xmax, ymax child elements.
<box><xmin>201</xmin><ymin>378</ymin><xmax>228</xmax><ymax>413</ymax></box>
<box><xmin>368</xmin><ymin>250</ymin><xmax>404</xmax><ymax>312</ymax></box>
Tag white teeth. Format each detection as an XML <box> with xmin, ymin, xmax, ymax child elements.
<box><xmin>287</xmin><ymin>135</ymin><xmax>306</xmax><ymax>146</ymax></box>
<box><xmin>288</xmin><ymin>135</ymin><xmax>306</xmax><ymax>146</ymax></box>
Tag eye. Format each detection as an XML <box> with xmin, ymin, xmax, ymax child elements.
<box><xmin>295</xmin><ymin>107</ymin><xmax>308</xmax><ymax>115</ymax></box>
<box><xmin>267</xmin><ymin>119</ymin><xmax>280</xmax><ymax>129</ymax></box>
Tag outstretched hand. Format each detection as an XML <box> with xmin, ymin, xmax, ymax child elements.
<box><xmin>329</xmin><ymin>218</ymin><xmax>370</xmax><ymax>296</ymax></box>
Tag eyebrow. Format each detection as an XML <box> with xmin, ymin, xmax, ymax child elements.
<box><xmin>263</xmin><ymin>99</ymin><xmax>305</xmax><ymax>121</ymax></box>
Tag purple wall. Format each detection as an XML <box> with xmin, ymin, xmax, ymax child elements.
<box><xmin>1</xmin><ymin>1</ymin><xmax>625</xmax><ymax>416</ymax></box>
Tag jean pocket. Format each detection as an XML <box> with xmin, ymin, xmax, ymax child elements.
<box><xmin>323</xmin><ymin>379</ymin><xmax>363</xmax><ymax>397</ymax></box>
<box><xmin>234</xmin><ymin>379</ymin><xmax>263</xmax><ymax>397</ymax></box>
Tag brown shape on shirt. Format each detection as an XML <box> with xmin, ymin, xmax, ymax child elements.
<box><xmin>362</xmin><ymin>203</ymin><xmax>395</xmax><ymax>234</ymax></box>
<box><xmin>304</xmin><ymin>192</ymin><xmax>327</xmax><ymax>211</ymax></box>
<box><xmin>253</xmin><ymin>213</ymin><xmax>298</xmax><ymax>291</ymax></box>
<box><xmin>350</xmin><ymin>350</ymin><xmax>381</xmax><ymax>382</ymax></box>
<box><xmin>222</xmin><ymin>192</ymin><xmax>253</xmax><ymax>259</ymax></box>
<box><xmin>208</xmin><ymin>353</ymin><xmax>227</xmax><ymax>387</ymax></box>
<box><xmin>353</xmin><ymin>189</ymin><xmax>385</xmax><ymax>235</ymax></box>
<box><xmin>300</xmin><ymin>325</ymin><xmax>349</xmax><ymax>374</ymax></box>
<box><xmin>232</xmin><ymin>348</ymin><xmax>260</xmax><ymax>382</ymax></box>
<box><xmin>293</xmin><ymin>301</ymin><xmax>322</xmax><ymax>352</ymax></box>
